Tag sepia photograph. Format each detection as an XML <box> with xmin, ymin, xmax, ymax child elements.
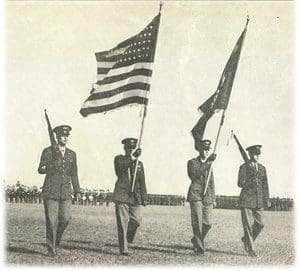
<box><xmin>2</xmin><ymin>0</ymin><xmax>296</xmax><ymax>267</ymax></box>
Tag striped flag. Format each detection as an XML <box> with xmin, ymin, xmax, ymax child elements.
<box><xmin>80</xmin><ymin>13</ymin><xmax>161</xmax><ymax>117</ymax></box>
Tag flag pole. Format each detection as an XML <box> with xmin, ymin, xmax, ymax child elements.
<box><xmin>203</xmin><ymin>110</ymin><xmax>225</xmax><ymax>196</ymax></box>
<box><xmin>203</xmin><ymin>16</ymin><xmax>249</xmax><ymax>196</ymax></box>
<box><xmin>130</xmin><ymin>104</ymin><xmax>146</xmax><ymax>193</ymax></box>
<box><xmin>130</xmin><ymin>2</ymin><xmax>163</xmax><ymax>193</ymax></box>
<box><xmin>213</xmin><ymin>110</ymin><xmax>226</xmax><ymax>154</ymax></box>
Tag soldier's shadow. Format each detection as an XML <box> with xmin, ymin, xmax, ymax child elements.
<box><xmin>34</xmin><ymin>241</ymin><xmax>119</xmax><ymax>256</ymax></box>
<box><xmin>64</xmin><ymin>239</ymin><xmax>93</xmax><ymax>244</ymax></box>
<box><xmin>59</xmin><ymin>243</ymin><xmax>119</xmax><ymax>256</ymax></box>
<box><xmin>150</xmin><ymin>243</ymin><xmax>246</xmax><ymax>257</ymax></box>
<box><xmin>150</xmin><ymin>243</ymin><xmax>191</xmax><ymax>250</ymax></box>
<box><xmin>105</xmin><ymin>243</ymin><xmax>187</xmax><ymax>254</ymax></box>
<box><xmin>206</xmin><ymin>248</ymin><xmax>245</xmax><ymax>256</ymax></box>
<box><xmin>7</xmin><ymin>245</ymin><xmax>46</xmax><ymax>256</ymax></box>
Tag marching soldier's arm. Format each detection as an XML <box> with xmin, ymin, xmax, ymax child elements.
<box><xmin>237</xmin><ymin>164</ymin><xmax>247</xmax><ymax>188</ymax></box>
<box><xmin>210</xmin><ymin>170</ymin><xmax>216</xmax><ymax>203</ymax></box>
<box><xmin>38</xmin><ymin>148</ymin><xmax>54</xmax><ymax>175</ymax></box>
<box><xmin>139</xmin><ymin>162</ymin><xmax>147</xmax><ymax>206</ymax></box>
<box><xmin>187</xmin><ymin>160</ymin><xmax>199</xmax><ymax>182</ymax></box>
<box><xmin>114</xmin><ymin>155</ymin><xmax>131</xmax><ymax>178</ymax></box>
<box><xmin>238</xmin><ymin>164</ymin><xmax>258</xmax><ymax>189</ymax></box>
<box><xmin>71</xmin><ymin>153</ymin><xmax>80</xmax><ymax>194</ymax></box>
<box><xmin>263</xmin><ymin>167</ymin><xmax>270</xmax><ymax>203</ymax></box>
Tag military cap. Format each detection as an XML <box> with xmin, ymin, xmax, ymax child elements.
<box><xmin>246</xmin><ymin>145</ymin><xmax>262</xmax><ymax>155</ymax></box>
<box><xmin>196</xmin><ymin>139</ymin><xmax>212</xmax><ymax>150</ymax></box>
<box><xmin>121</xmin><ymin>138</ymin><xmax>138</xmax><ymax>148</ymax></box>
<box><xmin>53</xmin><ymin>125</ymin><xmax>72</xmax><ymax>136</ymax></box>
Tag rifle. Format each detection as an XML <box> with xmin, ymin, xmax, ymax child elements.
<box><xmin>232</xmin><ymin>131</ymin><xmax>250</xmax><ymax>164</ymax></box>
<box><xmin>44</xmin><ymin>109</ymin><xmax>56</xmax><ymax>147</ymax></box>
<box><xmin>44</xmin><ymin>109</ymin><xmax>60</xmax><ymax>159</ymax></box>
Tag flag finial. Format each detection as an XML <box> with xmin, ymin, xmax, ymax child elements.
<box><xmin>246</xmin><ymin>14</ymin><xmax>250</xmax><ymax>27</ymax></box>
<box><xmin>159</xmin><ymin>1</ymin><xmax>163</xmax><ymax>13</ymax></box>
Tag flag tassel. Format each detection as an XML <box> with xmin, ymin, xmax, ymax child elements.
<box><xmin>159</xmin><ymin>1</ymin><xmax>163</xmax><ymax>13</ymax></box>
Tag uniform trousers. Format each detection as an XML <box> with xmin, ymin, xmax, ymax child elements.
<box><xmin>43</xmin><ymin>199</ymin><xmax>72</xmax><ymax>253</ymax></box>
<box><xmin>190</xmin><ymin>201</ymin><xmax>213</xmax><ymax>253</ymax></box>
<box><xmin>241</xmin><ymin>207</ymin><xmax>264</xmax><ymax>252</ymax></box>
<box><xmin>115</xmin><ymin>203</ymin><xmax>142</xmax><ymax>253</ymax></box>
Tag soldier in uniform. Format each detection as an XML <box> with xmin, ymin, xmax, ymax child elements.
<box><xmin>234</xmin><ymin>196</ymin><xmax>240</xmax><ymax>209</ymax></box>
<box><xmin>105</xmin><ymin>189</ymin><xmax>111</xmax><ymax>207</ymax></box>
<box><xmin>112</xmin><ymin>138</ymin><xmax>147</xmax><ymax>255</ymax></box>
<box><xmin>270</xmin><ymin>197</ymin><xmax>276</xmax><ymax>211</ymax></box>
<box><xmin>280</xmin><ymin>198</ymin><xmax>285</xmax><ymax>211</ymax></box>
<box><xmin>38</xmin><ymin>125</ymin><xmax>81</xmax><ymax>257</ymax></box>
<box><xmin>287</xmin><ymin>198</ymin><xmax>293</xmax><ymax>211</ymax></box>
<box><xmin>187</xmin><ymin>139</ymin><xmax>216</xmax><ymax>255</ymax></box>
<box><xmin>88</xmin><ymin>190</ymin><xmax>93</xmax><ymax>205</ymax></box>
<box><xmin>5</xmin><ymin>185</ymin><xmax>10</xmax><ymax>202</ymax></box>
<box><xmin>182</xmin><ymin>196</ymin><xmax>186</xmax><ymax>206</ymax></box>
<box><xmin>38</xmin><ymin>187</ymin><xmax>43</xmax><ymax>204</ymax></box>
<box><xmin>238</xmin><ymin>145</ymin><xmax>270</xmax><ymax>257</ymax></box>
<box><xmin>275</xmin><ymin>196</ymin><xmax>280</xmax><ymax>211</ymax></box>
<box><xmin>32</xmin><ymin>185</ymin><xmax>38</xmax><ymax>204</ymax></box>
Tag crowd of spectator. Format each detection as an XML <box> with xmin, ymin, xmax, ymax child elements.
<box><xmin>5</xmin><ymin>182</ymin><xmax>42</xmax><ymax>204</ymax></box>
<box><xmin>215</xmin><ymin>195</ymin><xmax>293</xmax><ymax>211</ymax></box>
<box><xmin>146</xmin><ymin>194</ymin><xmax>186</xmax><ymax>206</ymax></box>
<box><xmin>4</xmin><ymin>182</ymin><xmax>113</xmax><ymax>206</ymax></box>
<box><xmin>4</xmin><ymin>182</ymin><xmax>293</xmax><ymax>211</ymax></box>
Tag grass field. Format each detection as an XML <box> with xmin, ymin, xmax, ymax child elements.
<box><xmin>6</xmin><ymin>203</ymin><xmax>294</xmax><ymax>266</ymax></box>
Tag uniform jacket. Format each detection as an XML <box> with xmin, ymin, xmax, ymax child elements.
<box><xmin>187</xmin><ymin>157</ymin><xmax>216</xmax><ymax>205</ymax></box>
<box><xmin>238</xmin><ymin>162</ymin><xmax>269</xmax><ymax>209</ymax></box>
<box><xmin>112</xmin><ymin>155</ymin><xmax>147</xmax><ymax>205</ymax></box>
<box><xmin>38</xmin><ymin>146</ymin><xmax>80</xmax><ymax>200</ymax></box>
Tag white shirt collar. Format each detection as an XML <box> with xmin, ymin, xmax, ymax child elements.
<box><xmin>58</xmin><ymin>145</ymin><xmax>66</xmax><ymax>154</ymax></box>
<box><xmin>197</xmin><ymin>156</ymin><xmax>206</xmax><ymax>163</ymax></box>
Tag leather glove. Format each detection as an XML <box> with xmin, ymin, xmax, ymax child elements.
<box><xmin>132</xmin><ymin>148</ymin><xmax>142</xmax><ymax>158</ymax></box>
<box><xmin>207</xmin><ymin>153</ymin><xmax>216</xmax><ymax>162</ymax></box>
<box><xmin>142</xmin><ymin>200</ymin><xmax>147</xmax><ymax>207</ymax></box>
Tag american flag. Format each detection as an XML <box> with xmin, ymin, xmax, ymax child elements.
<box><xmin>80</xmin><ymin>14</ymin><xmax>161</xmax><ymax>117</ymax></box>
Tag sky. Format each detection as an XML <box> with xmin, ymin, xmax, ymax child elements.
<box><xmin>4</xmin><ymin>1</ymin><xmax>295</xmax><ymax>198</ymax></box>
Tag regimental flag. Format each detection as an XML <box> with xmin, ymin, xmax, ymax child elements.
<box><xmin>80</xmin><ymin>13</ymin><xmax>161</xmax><ymax>117</ymax></box>
<box><xmin>191</xmin><ymin>21</ymin><xmax>248</xmax><ymax>142</ymax></box>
